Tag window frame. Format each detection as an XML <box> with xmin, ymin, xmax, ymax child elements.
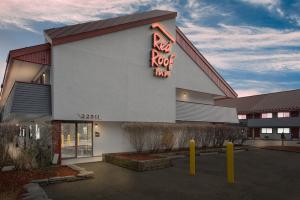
<box><xmin>277</xmin><ymin>112</ymin><xmax>290</xmax><ymax>118</ymax></box>
<box><xmin>261</xmin><ymin>113</ymin><xmax>273</xmax><ymax>119</ymax></box>
<box><xmin>238</xmin><ymin>114</ymin><xmax>247</xmax><ymax>120</ymax></box>
<box><xmin>277</xmin><ymin>128</ymin><xmax>290</xmax><ymax>134</ymax></box>
<box><xmin>261</xmin><ymin>128</ymin><xmax>272</xmax><ymax>134</ymax></box>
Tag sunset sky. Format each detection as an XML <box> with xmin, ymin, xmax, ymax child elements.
<box><xmin>0</xmin><ymin>0</ymin><xmax>299</xmax><ymax>97</ymax></box>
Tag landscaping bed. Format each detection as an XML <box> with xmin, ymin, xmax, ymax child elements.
<box><xmin>104</xmin><ymin>153</ymin><xmax>172</xmax><ymax>172</ymax></box>
<box><xmin>104</xmin><ymin>146</ymin><xmax>250</xmax><ymax>172</ymax></box>
<box><xmin>261</xmin><ymin>146</ymin><xmax>300</xmax><ymax>153</ymax></box>
<box><xmin>0</xmin><ymin>166</ymin><xmax>77</xmax><ymax>200</ymax></box>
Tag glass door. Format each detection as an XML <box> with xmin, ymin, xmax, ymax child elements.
<box><xmin>77</xmin><ymin>123</ymin><xmax>93</xmax><ymax>157</ymax></box>
<box><xmin>61</xmin><ymin>123</ymin><xmax>76</xmax><ymax>158</ymax></box>
<box><xmin>61</xmin><ymin>122</ymin><xmax>93</xmax><ymax>159</ymax></box>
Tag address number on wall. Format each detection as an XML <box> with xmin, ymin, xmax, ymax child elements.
<box><xmin>78</xmin><ymin>113</ymin><xmax>100</xmax><ymax>120</ymax></box>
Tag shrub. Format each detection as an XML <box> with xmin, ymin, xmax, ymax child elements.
<box><xmin>0</xmin><ymin>123</ymin><xmax>19</xmax><ymax>168</ymax></box>
<box><xmin>161</xmin><ymin>132</ymin><xmax>175</xmax><ymax>151</ymax></box>
<box><xmin>146</xmin><ymin>128</ymin><xmax>162</xmax><ymax>153</ymax></box>
<box><xmin>123</xmin><ymin>125</ymin><xmax>147</xmax><ymax>153</ymax></box>
<box><xmin>122</xmin><ymin>123</ymin><xmax>248</xmax><ymax>153</ymax></box>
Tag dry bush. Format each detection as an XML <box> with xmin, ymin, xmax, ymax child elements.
<box><xmin>0</xmin><ymin>123</ymin><xmax>19</xmax><ymax>168</ymax></box>
<box><xmin>122</xmin><ymin>123</ymin><xmax>248</xmax><ymax>152</ymax></box>
<box><xmin>161</xmin><ymin>131</ymin><xmax>175</xmax><ymax>151</ymax></box>
<box><xmin>123</xmin><ymin>125</ymin><xmax>147</xmax><ymax>152</ymax></box>
<box><xmin>213</xmin><ymin>126</ymin><xmax>230</xmax><ymax>147</ymax></box>
<box><xmin>146</xmin><ymin>127</ymin><xmax>162</xmax><ymax>153</ymax></box>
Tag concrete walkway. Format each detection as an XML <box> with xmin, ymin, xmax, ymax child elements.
<box><xmin>44</xmin><ymin>149</ymin><xmax>300</xmax><ymax>200</ymax></box>
<box><xmin>246</xmin><ymin>139</ymin><xmax>300</xmax><ymax>147</ymax></box>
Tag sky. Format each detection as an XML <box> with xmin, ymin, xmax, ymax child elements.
<box><xmin>0</xmin><ymin>0</ymin><xmax>299</xmax><ymax>97</ymax></box>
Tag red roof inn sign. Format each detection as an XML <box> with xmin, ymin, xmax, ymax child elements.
<box><xmin>151</xmin><ymin>23</ymin><xmax>176</xmax><ymax>78</ymax></box>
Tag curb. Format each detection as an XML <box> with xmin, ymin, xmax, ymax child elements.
<box><xmin>22</xmin><ymin>165</ymin><xmax>94</xmax><ymax>200</ymax></box>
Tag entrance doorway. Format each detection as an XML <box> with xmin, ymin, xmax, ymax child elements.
<box><xmin>61</xmin><ymin>122</ymin><xmax>93</xmax><ymax>159</ymax></box>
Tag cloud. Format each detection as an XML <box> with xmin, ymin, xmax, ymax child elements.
<box><xmin>0</xmin><ymin>0</ymin><xmax>149</xmax><ymax>32</ymax></box>
<box><xmin>179</xmin><ymin>22</ymin><xmax>300</xmax><ymax>72</ymax></box>
<box><xmin>240</xmin><ymin>0</ymin><xmax>283</xmax><ymax>16</ymax></box>
<box><xmin>0</xmin><ymin>62</ymin><xmax>6</xmax><ymax>83</ymax></box>
<box><xmin>240</xmin><ymin>0</ymin><xmax>280</xmax><ymax>10</ymax></box>
<box><xmin>181</xmin><ymin>23</ymin><xmax>300</xmax><ymax>50</ymax></box>
<box><xmin>231</xmin><ymin>79</ymin><xmax>284</xmax><ymax>97</ymax></box>
<box><xmin>236</xmin><ymin>89</ymin><xmax>261</xmax><ymax>97</ymax></box>
<box><xmin>203</xmin><ymin>51</ymin><xmax>300</xmax><ymax>72</ymax></box>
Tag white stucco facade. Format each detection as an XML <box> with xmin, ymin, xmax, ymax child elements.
<box><xmin>1</xmin><ymin>11</ymin><xmax>238</xmax><ymax>164</ymax></box>
<box><xmin>49</xmin><ymin>18</ymin><xmax>237</xmax><ymax>162</ymax></box>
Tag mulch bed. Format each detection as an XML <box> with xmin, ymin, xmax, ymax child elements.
<box><xmin>261</xmin><ymin>146</ymin><xmax>300</xmax><ymax>153</ymax></box>
<box><xmin>117</xmin><ymin>153</ymin><xmax>161</xmax><ymax>161</ymax></box>
<box><xmin>0</xmin><ymin>166</ymin><xmax>77</xmax><ymax>200</ymax></box>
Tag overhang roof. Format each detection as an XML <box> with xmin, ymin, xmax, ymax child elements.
<box><xmin>44</xmin><ymin>10</ymin><xmax>177</xmax><ymax>45</ymax></box>
<box><xmin>215</xmin><ymin>89</ymin><xmax>300</xmax><ymax>113</ymax></box>
<box><xmin>7</xmin><ymin>43</ymin><xmax>51</xmax><ymax>65</ymax></box>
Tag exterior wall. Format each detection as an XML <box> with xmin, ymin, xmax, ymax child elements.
<box><xmin>247</xmin><ymin>117</ymin><xmax>300</xmax><ymax>127</ymax></box>
<box><xmin>93</xmin><ymin>122</ymin><xmax>134</xmax><ymax>156</ymax></box>
<box><xmin>261</xmin><ymin>133</ymin><xmax>292</xmax><ymax>140</ymax></box>
<box><xmin>173</xmin><ymin>45</ymin><xmax>224</xmax><ymax>96</ymax></box>
<box><xmin>51</xmin><ymin>19</ymin><xmax>227</xmax><ymax>123</ymax></box>
<box><xmin>52</xmin><ymin>121</ymin><xmax>62</xmax><ymax>164</ymax></box>
<box><xmin>2</xmin><ymin>82</ymin><xmax>51</xmax><ymax>121</ymax></box>
<box><xmin>51</xmin><ymin>19</ymin><xmax>177</xmax><ymax>123</ymax></box>
<box><xmin>176</xmin><ymin>88</ymin><xmax>214</xmax><ymax>105</ymax></box>
<box><xmin>176</xmin><ymin>101</ymin><xmax>238</xmax><ymax>123</ymax></box>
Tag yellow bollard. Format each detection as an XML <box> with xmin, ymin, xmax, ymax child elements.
<box><xmin>227</xmin><ymin>142</ymin><xmax>234</xmax><ymax>184</ymax></box>
<box><xmin>189</xmin><ymin>139</ymin><xmax>196</xmax><ymax>176</ymax></box>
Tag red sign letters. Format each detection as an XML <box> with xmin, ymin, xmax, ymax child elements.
<box><xmin>150</xmin><ymin>23</ymin><xmax>176</xmax><ymax>78</ymax></box>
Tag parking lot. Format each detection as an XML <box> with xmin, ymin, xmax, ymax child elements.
<box><xmin>44</xmin><ymin>149</ymin><xmax>300</xmax><ymax>200</ymax></box>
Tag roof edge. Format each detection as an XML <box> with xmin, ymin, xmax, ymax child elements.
<box><xmin>46</xmin><ymin>12</ymin><xmax>177</xmax><ymax>46</ymax></box>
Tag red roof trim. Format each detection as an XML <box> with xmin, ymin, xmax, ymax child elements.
<box><xmin>176</xmin><ymin>27</ymin><xmax>237</xmax><ymax>98</ymax></box>
<box><xmin>9</xmin><ymin>43</ymin><xmax>51</xmax><ymax>60</ymax></box>
<box><xmin>49</xmin><ymin>12</ymin><xmax>177</xmax><ymax>46</ymax></box>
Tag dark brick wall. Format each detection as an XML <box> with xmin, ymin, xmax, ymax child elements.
<box><xmin>52</xmin><ymin>121</ymin><xmax>61</xmax><ymax>164</ymax></box>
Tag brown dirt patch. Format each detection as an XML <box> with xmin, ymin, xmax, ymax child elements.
<box><xmin>117</xmin><ymin>153</ymin><xmax>161</xmax><ymax>161</ymax></box>
<box><xmin>261</xmin><ymin>146</ymin><xmax>300</xmax><ymax>153</ymax></box>
<box><xmin>0</xmin><ymin>166</ymin><xmax>77</xmax><ymax>200</ymax></box>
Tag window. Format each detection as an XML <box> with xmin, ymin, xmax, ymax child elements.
<box><xmin>261</xmin><ymin>128</ymin><xmax>272</xmax><ymax>134</ymax></box>
<box><xmin>238</xmin><ymin>115</ymin><xmax>247</xmax><ymax>120</ymax></box>
<box><xmin>35</xmin><ymin>124</ymin><xmax>40</xmax><ymax>140</ymax></box>
<box><xmin>29</xmin><ymin>125</ymin><xmax>33</xmax><ymax>138</ymax></box>
<box><xmin>19</xmin><ymin>127</ymin><xmax>26</xmax><ymax>137</ymax></box>
<box><xmin>277</xmin><ymin>128</ymin><xmax>290</xmax><ymax>134</ymax></box>
<box><xmin>261</xmin><ymin>113</ymin><xmax>272</xmax><ymax>118</ymax></box>
<box><xmin>277</xmin><ymin>112</ymin><xmax>290</xmax><ymax>118</ymax></box>
<box><xmin>61</xmin><ymin>122</ymin><xmax>93</xmax><ymax>159</ymax></box>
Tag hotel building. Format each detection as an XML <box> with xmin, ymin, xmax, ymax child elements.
<box><xmin>0</xmin><ymin>10</ymin><xmax>238</xmax><ymax>164</ymax></box>
<box><xmin>216</xmin><ymin>90</ymin><xmax>300</xmax><ymax>140</ymax></box>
